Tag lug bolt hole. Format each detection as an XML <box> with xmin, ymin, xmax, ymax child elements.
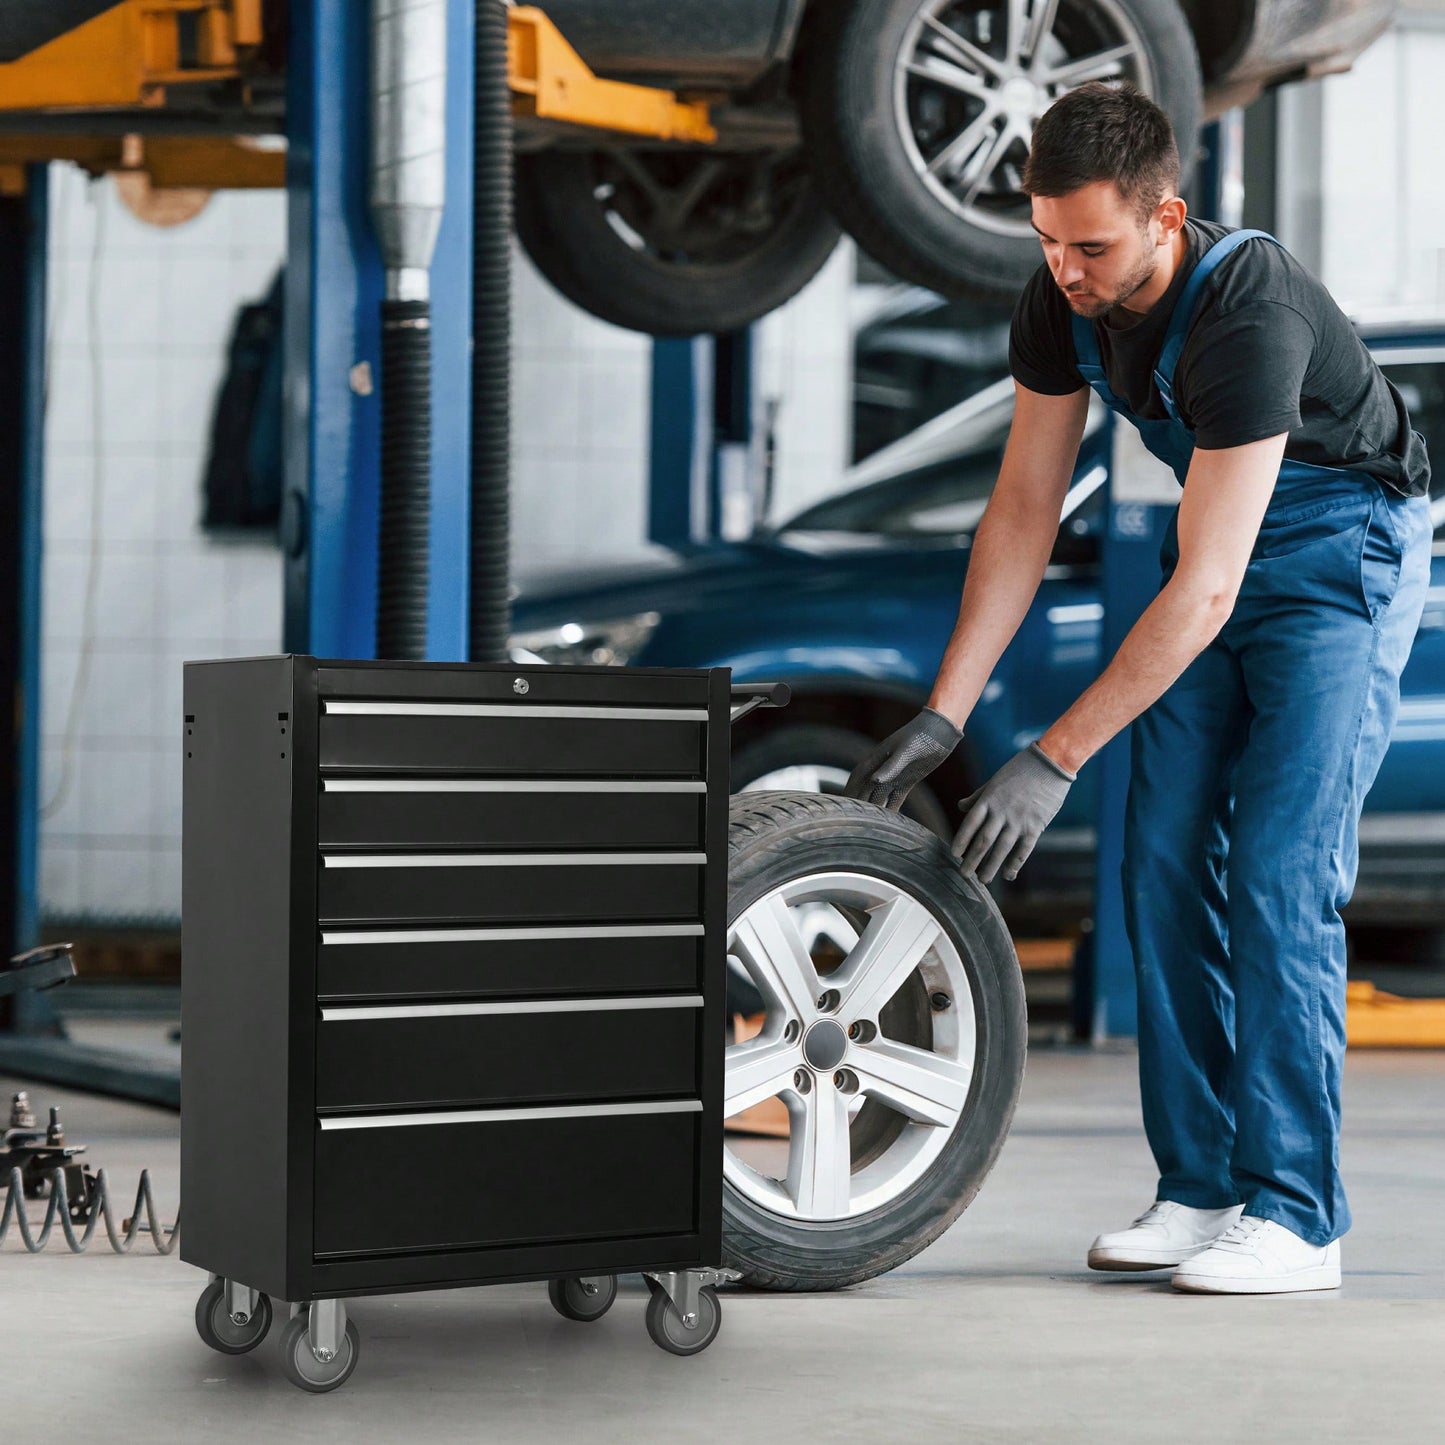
<box><xmin>833</xmin><ymin>1069</ymin><xmax>859</xmax><ymax>1095</ymax></box>
<box><xmin>816</xmin><ymin>989</ymin><xmax>840</xmax><ymax>1013</ymax></box>
<box><xmin>784</xmin><ymin>1020</ymin><xmax>802</xmax><ymax>1043</ymax></box>
<box><xmin>847</xmin><ymin>1020</ymin><xmax>877</xmax><ymax>1044</ymax></box>
<box><xmin>793</xmin><ymin>1069</ymin><xmax>812</xmax><ymax>1095</ymax></box>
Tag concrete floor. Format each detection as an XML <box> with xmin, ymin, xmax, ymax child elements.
<box><xmin>3</xmin><ymin>1044</ymin><xmax>1442</xmax><ymax>1444</ymax></box>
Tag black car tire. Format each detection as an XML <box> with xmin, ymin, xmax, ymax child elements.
<box><xmin>722</xmin><ymin>792</ymin><xmax>1026</xmax><ymax>1290</ymax></box>
<box><xmin>797</xmin><ymin>0</ymin><xmax>1203</xmax><ymax>300</ymax></box>
<box><xmin>733</xmin><ymin>722</ymin><xmax>953</xmax><ymax>838</ymax></box>
<box><xmin>515</xmin><ymin>147</ymin><xmax>842</xmax><ymax>337</ymax></box>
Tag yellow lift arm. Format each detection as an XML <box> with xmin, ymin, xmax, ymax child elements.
<box><xmin>0</xmin><ymin>2</ymin><xmax>714</xmax><ymax>197</ymax></box>
<box><xmin>508</xmin><ymin>6</ymin><xmax>715</xmax><ymax>144</ymax></box>
<box><xmin>0</xmin><ymin>0</ymin><xmax>265</xmax><ymax>112</ymax></box>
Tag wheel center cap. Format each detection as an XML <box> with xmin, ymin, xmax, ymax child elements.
<box><xmin>803</xmin><ymin>1019</ymin><xmax>849</xmax><ymax>1071</ymax></box>
<box><xmin>1001</xmin><ymin>75</ymin><xmax>1042</xmax><ymax>120</ymax></box>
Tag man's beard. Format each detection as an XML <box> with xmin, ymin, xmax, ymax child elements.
<box><xmin>1061</xmin><ymin>240</ymin><xmax>1157</xmax><ymax>319</ymax></box>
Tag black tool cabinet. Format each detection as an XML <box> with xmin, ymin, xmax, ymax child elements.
<box><xmin>180</xmin><ymin>655</ymin><xmax>733</xmax><ymax>1390</ymax></box>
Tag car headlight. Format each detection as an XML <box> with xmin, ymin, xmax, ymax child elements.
<box><xmin>509</xmin><ymin>611</ymin><xmax>661</xmax><ymax>667</ymax></box>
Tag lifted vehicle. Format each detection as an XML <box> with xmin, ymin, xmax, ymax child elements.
<box><xmin>520</xmin><ymin>0</ymin><xmax>1396</xmax><ymax>333</ymax></box>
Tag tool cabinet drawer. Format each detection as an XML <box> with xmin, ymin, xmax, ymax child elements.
<box><xmin>317</xmin><ymin>779</ymin><xmax>706</xmax><ymax>850</ymax></box>
<box><xmin>317</xmin><ymin>852</ymin><xmax>706</xmax><ymax>925</ymax></box>
<box><xmin>315</xmin><ymin>995</ymin><xmax>700</xmax><ymax>1111</ymax></box>
<box><xmin>316</xmin><ymin>923</ymin><xmax>704</xmax><ymax>1000</ymax></box>
<box><xmin>313</xmin><ymin>1104</ymin><xmax>700</xmax><ymax>1257</ymax></box>
<box><xmin>319</xmin><ymin>701</ymin><xmax>706</xmax><ymax>777</ymax></box>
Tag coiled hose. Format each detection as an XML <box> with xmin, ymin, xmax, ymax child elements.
<box><xmin>376</xmin><ymin>298</ymin><xmax>432</xmax><ymax>659</ymax></box>
<box><xmin>469</xmin><ymin>0</ymin><xmax>512</xmax><ymax>664</ymax></box>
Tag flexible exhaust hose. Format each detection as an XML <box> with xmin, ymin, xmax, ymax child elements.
<box><xmin>376</xmin><ymin>298</ymin><xmax>432</xmax><ymax>659</ymax></box>
<box><xmin>469</xmin><ymin>0</ymin><xmax>512</xmax><ymax>664</ymax></box>
<box><xmin>370</xmin><ymin>0</ymin><xmax>446</xmax><ymax>658</ymax></box>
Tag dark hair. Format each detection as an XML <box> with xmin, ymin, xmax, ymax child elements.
<box><xmin>1022</xmin><ymin>82</ymin><xmax>1180</xmax><ymax>220</ymax></box>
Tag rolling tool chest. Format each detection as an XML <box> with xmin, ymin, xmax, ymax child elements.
<box><xmin>180</xmin><ymin>655</ymin><xmax>734</xmax><ymax>1390</ymax></box>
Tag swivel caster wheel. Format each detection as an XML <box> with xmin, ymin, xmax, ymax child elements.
<box><xmin>194</xmin><ymin>1279</ymin><xmax>272</xmax><ymax>1355</ymax></box>
<box><xmin>278</xmin><ymin>1307</ymin><xmax>360</xmax><ymax>1393</ymax></box>
<box><xmin>548</xmin><ymin>1274</ymin><xmax>617</xmax><ymax>1322</ymax></box>
<box><xmin>644</xmin><ymin>1284</ymin><xmax>721</xmax><ymax>1356</ymax></box>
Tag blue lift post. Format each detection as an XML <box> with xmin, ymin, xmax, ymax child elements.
<box><xmin>1</xmin><ymin>166</ymin><xmax>50</xmax><ymax>1033</ymax></box>
<box><xmin>1082</xmin><ymin>116</ymin><xmax>1240</xmax><ymax>1040</ymax></box>
<box><xmin>649</xmin><ymin>330</ymin><xmax>756</xmax><ymax>547</ymax></box>
<box><xmin>283</xmin><ymin>0</ymin><xmax>474</xmax><ymax>658</ymax></box>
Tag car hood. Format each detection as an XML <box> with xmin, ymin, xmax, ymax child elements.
<box><xmin>511</xmin><ymin>533</ymin><xmax>960</xmax><ymax>622</ymax></box>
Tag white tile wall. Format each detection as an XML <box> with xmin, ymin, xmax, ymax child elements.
<box><xmin>1313</xmin><ymin>16</ymin><xmax>1445</xmax><ymax>312</ymax></box>
<box><xmin>39</xmin><ymin>165</ymin><xmax>285</xmax><ymax>927</ymax></box>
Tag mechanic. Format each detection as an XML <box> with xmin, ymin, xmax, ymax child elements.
<box><xmin>845</xmin><ymin>82</ymin><xmax>1432</xmax><ymax>1295</ymax></box>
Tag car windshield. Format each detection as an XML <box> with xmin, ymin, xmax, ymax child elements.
<box><xmin>782</xmin><ymin>433</ymin><xmax>1008</xmax><ymax>537</ymax></box>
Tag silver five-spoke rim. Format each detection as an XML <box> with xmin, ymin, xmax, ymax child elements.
<box><xmin>725</xmin><ymin>871</ymin><xmax>977</xmax><ymax>1222</ymax></box>
<box><xmin>895</xmin><ymin>0</ymin><xmax>1156</xmax><ymax>237</ymax></box>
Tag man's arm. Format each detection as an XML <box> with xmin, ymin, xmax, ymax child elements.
<box><xmin>1036</xmin><ymin>432</ymin><xmax>1289</xmax><ymax>773</ymax></box>
<box><xmin>952</xmin><ymin>432</ymin><xmax>1288</xmax><ymax>882</ymax></box>
<box><xmin>928</xmin><ymin>382</ymin><xmax>1092</xmax><ymax>723</ymax></box>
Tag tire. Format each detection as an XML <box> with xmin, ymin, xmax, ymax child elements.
<box><xmin>194</xmin><ymin>1281</ymin><xmax>273</xmax><ymax>1355</ymax></box>
<box><xmin>722</xmin><ymin>792</ymin><xmax>1026</xmax><ymax>1290</ymax></box>
<box><xmin>515</xmin><ymin>147</ymin><xmax>842</xmax><ymax>336</ymax></box>
<box><xmin>547</xmin><ymin>1274</ymin><xmax>617</xmax><ymax>1322</ymax></box>
<box><xmin>798</xmin><ymin>0</ymin><xmax>1203</xmax><ymax>300</ymax></box>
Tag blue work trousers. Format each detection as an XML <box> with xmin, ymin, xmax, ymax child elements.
<box><xmin>1122</xmin><ymin>471</ymin><xmax>1433</xmax><ymax>1245</ymax></box>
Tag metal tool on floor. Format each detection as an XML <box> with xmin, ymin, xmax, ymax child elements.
<box><xmin>2</xmin><ymin>1090</ymin><xmax>98</xmax><ymax>1219</ymax></box>
<box><xmin>2</xmin><ymin>1159</ymin><xmax>178</xmax><ymax>1254</ymax></box>
<box><xmin>1</xmin><ymin>946</ymin><xmax>181</xmax><ymax>1255</ymax></box>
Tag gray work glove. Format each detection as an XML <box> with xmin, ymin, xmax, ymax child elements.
<box><xmin>951</xmin><ymin>742</ymin><xmax>1077</xmax><ymax>884</ymax></box>
<box><xmin>844</xmin><ymin>707</ymin><xmax>963</xmax><ymax>812</ymax></box>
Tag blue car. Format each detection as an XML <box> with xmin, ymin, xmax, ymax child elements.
<box><xmin>510</xmin><ymin>319</ymin><xmax>1445</xmax><ymax>929</ymax></box>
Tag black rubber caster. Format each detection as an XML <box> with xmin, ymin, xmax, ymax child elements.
<box><xmin>548</xmin><ymin>1274</ymin><xmax>617</xmax><ymax>1322</ymax></box>
<box><xmin>644</xmin><ymin>1284</ymin><xmax>721</xmax><ymax>1356</ymax></box>
<box><xmin>278</xmin><ymin>1311</ymin><xmax>361</xmax><ymax>1392</ymax></box>
<box><xmin>194</xmin><ymin>1280</ymin><xmax>273</xmax><ymax>1355</ymax></box>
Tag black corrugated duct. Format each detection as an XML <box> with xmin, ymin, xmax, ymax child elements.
<box><xmin>469</xmin><ymin>0</ymin><xmax>512</xmax><ymax>664</ymax></box>
<box><xmin>375</xmin><ymin>297</ymin><xmax>432</xmax><ymax>659</ymax></box>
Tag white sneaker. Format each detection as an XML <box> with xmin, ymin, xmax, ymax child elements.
<box><xmin>1087</xmin><ymin>1200</ymin><xmax>1244</xmax><ymax>1272</ymax></box>
<box><xmin>1171</xmin><ymin>1216</ymin><xmax>1342</xmax><ymax>1294</ymax></box>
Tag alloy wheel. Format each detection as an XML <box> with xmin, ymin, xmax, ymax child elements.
<box><xmin>724</xmin><ymin>870</ymin><xmax>977</xmax><ymax>1222</ymax></box>
<box><xmin>894</xmin><ymin>0</ymin><xmax>1156</xmax><ymax>238</ymax></box>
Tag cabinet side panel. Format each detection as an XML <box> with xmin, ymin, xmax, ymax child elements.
<box><xmin>179</xmin><ymin>657</ymin><xmax>297</xmax><ymax>1297</ymax></box>
<box><xmin>698</xmin><ymin>667</ymin><xmax>732</xmax><ymax>1260</ymax></box>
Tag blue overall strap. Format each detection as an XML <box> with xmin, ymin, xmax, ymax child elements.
<box><xmin>1071</xmin><ymin>312</ymin><xmax>1123</xmax><ymax>408</ymax></box>
<box><xmin>1153</xmin><ymin>229</ymin><xmax>1281</xmax><ymax>414</ymax></box>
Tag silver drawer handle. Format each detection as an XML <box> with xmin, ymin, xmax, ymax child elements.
<box><xmin>321</xmin><ymin>994</ymin><xmax>704</xmax><ymax>1021</ymax></box>
<box><xmin>321</xmin><ymin>852</ymin><xmax>706</xmax><ymax>869</ymax></box>
<box><xmin>319</xmin><ymin>1098</ymin><xmax>703</xmax><ymax>1131</ymax></box>
<box><xmin>321</xmin><ymin>778</ymin><xmax>706</xmax><ymax>793</ymax></box>
<box><xmin>323</xmin><ymin>700</ymin><xmax>707</xmax><ymax>722</ymax></box>
<box><xmin>320</xmin><ymin>922</ymin><xmax>705</xmax><ymax>945</ymax></box>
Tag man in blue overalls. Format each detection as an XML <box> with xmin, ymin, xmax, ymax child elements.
<box><xmin>846</xmin><ymin>83</ymin><xmax>1432</xmax><ymax>1293</ymax></box>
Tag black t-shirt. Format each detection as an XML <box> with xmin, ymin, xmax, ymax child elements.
<box><xmin>1009</xmin><ymin>218</ymin><xmax>1431</xmax><ymax>498</ymax></box>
